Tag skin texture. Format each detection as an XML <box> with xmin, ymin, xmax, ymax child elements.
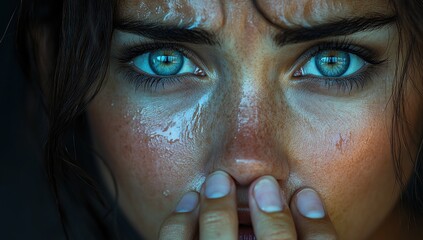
<box><xmin>86</xmin><ymin>0</ymin><xmax>423</xmax><ymax>239</ymax></box>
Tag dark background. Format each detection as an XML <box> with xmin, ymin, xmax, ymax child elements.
<box><xmin>0</xmin><ymin>1</ymin><xmax>64</xmax><ymax>238</ymax></box>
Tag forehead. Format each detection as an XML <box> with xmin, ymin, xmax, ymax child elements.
<box><xmin>119</xmin><ymin>0</ymin><xmax>224</xmax><ymax>29</ymax></box>
<box><xmin>118</xmin><ymin>0</ymin><xmax>392</xmax><ymax>29</ymax></box>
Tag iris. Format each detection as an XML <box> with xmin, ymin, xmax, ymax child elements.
<box><xmin>315</xmin><ymin>50</ymin><xmax>350</xmax><ymax>77</ymax></box>
<box><xmin>149</xmin><ymin>49</ymin><xmax>184</xmax><ymax>76</ymax></box>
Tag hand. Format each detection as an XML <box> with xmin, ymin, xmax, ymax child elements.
<box><xmin>159</xmin><ymin>171</ymin><xmax>338</xmax><ymax>240</ymax></box>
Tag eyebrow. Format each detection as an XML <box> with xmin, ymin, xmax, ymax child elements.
<box><xmin>275</xmin><ymin>15</ymin><xmax>397</xmax><ymax>46</ymax></box>
<box><xmin>115</xmin><ymin>20</ymin><xmax>219</xmax><ymax>45</ymax></box>
<box><xmin>115</xmin><ymin>14</ymin><xmax>396</xmax><ymax>47</ymax></box>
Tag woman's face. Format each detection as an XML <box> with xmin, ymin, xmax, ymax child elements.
<box><xmin>87</xmin><ymin>0</ymin><xmax>422</xmax><ymax>239</ymax></box>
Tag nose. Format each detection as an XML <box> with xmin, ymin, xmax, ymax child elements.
<box><xmin>211</xmin><ymin>73</ymin><xmax>289</xmax><ymax>186</ymax></box>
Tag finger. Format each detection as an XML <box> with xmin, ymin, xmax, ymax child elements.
<box><xmin>290</xmin><ymin>188</ymin><xmax>338</xmax><ymax>240</ymax></box>
<box><xmin>249</xmin><ymin>176</ymin><xmax>297</xmax><ymax>240</ymax></box>
<box><xmin>159</xmin><ymin>191</ymin><xmax>200</xmax><ymax>240</ymax></box>
<box><xmin>199</xmin><ymin>171</ymin><xmax>238</xmax><ymax>240</ymax></box>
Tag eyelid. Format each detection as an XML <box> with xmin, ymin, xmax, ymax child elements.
<box><xmin>130</xmin><ymin>51</ymin><xmax>204</xmax><ymax>77</ymax></box>
<box><xmin>296</xmin><ymin>52</ymin><xmax>367</xmax><ymax>78</ymax></box>
<box><xmin>116</xmin><ymin>42</ymin><xmax>206</xmax><ymax>70</ymax></box>
<box><xmin>291</xmin><ymin>40</ymin><xmax>385</xmax><ymax>75</ymax></box>
<box><xmin>288</xmin><ymin>41</ymin><xmax>388</xmax><ymax>95</ymax></box>
<box><xmin>116</xmin><ymin>42</ymin><xmax>210</xmax><ymax>93</ymax></box>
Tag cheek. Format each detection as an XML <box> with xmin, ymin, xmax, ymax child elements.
<box><xmin>285</xmin><ymin>96</ymin><xmax>398</xmax><ymax>238</ymax></box>
<box><xmin>87</xmin><ymin>92</ymin><xmax>211</xmax><ymax>238</ymax></box>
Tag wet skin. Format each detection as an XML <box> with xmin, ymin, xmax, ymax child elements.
<box><xmin>87</xmin><ymin>0</ymin><xmax>423</xmax><ymax>239</ymax></box>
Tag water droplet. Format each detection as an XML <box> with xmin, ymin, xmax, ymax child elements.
<box><xmin>162</xmin><ymin>190</ymin><xmax>170</xmax><ymax>197</ymax></box>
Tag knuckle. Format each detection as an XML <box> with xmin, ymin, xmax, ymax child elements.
<box><xmin>160</xmin><ymin>219</ymin><xmax>183</xmax><ymax>232</ymax></box>
<box><xmin>323</xmin><ymin>234</ymin><xmax>338</xmax><ymax>240</ymax></box>
<box><xmin>200</xmin><ymin>209</ymin><xmax>233</xmax><ymax>227</ymax></box>
<box><xmin>299</xmin><ymin>220</ymin><xmax>338</xmax><ymax>240</ymax></box>
<box><xmin>257</xmin><ymin>214</ymin><xmax>297</xmax><ymax>240</ymax></box>
<box><xmin>158</xmin><ymin>215</ymin><xmax>192</xmax><ymax>240</ymax></box>
<box><xmin>159</xmin><ymin>219</ymin><xmax>178</xmax><ymax>236</ymax></box>
<box><xmin>307</xmin><ymin>232</ymin><xmax>338</xmax><ymax>240</ymax></box>
<box><xmin>262</xmin><ymin>229</ymin><xmax>297</xmax><ymax>240</ymax></box>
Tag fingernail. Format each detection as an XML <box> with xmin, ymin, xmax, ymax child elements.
<box><xmin>205</xmin><ymin>171</ymin><xmax>231</xmax><ymax>199</ymax></box>
<box><xmin>254</xmin><ymin>177</ymin><xmax>283</xmax><ymax>213</ymax></box>
<box><xmin>175</xmin><ymin>192</ymin><xmax>199</xmax><ymax>213</ymax></box>
<box><xmin>296</xmin><ymin>188</ymin><xmax>325</xmax><ymax>219</ymax></box>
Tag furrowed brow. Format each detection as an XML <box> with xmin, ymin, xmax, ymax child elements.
<box><xmin>275</xmin><ymin>14</ymin><xmax>397</xmax><ymax>46</ymax></box>
<box><xmin>115</xmin><ymin>19</ymin><xmax>219</xmax><ymax>45</ymax></box>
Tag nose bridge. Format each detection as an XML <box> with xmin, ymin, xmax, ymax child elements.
<box><xmin>233</xmin><ymin>84</ymin><xmax>269</xmax><ymax>157</ymax></box>
<box><xmin>217</xmin><ymin>71</ymin><xmax>288</xmax><ymax>186</ymax></box>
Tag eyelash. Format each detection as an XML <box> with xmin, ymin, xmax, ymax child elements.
<box><xmin>117</xmin><ymin>43</ymin><xmax>203</xmax><ymax>91</ymax></box>
<box><xmin>293</xmin><ymin>40</ymin><xmax>386</xmax><ymax>93</ymax></box>
<box><xmin>117</xmin><ymin>40</ymin><xmax>385</xmax><ymax>93</ymax></box>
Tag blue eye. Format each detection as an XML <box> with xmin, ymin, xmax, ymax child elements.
<box><xmin>149</xmin><ymin>50</ymin><xmax>184</xmax><ymax>75</ymax></box>
<box><xmin>315</xmin><ymin>50</ymin><xmax>350</xmax><ymax>77</ymax></box>
<box><xmin>132</xmin><ymin>49</ymin><xmax>201</xmax><ymax>76</ymax></box>
<box><xmin>297</xmin><ymin>50</ymin><xmax>366</xmax><ymax>78</ymax></box>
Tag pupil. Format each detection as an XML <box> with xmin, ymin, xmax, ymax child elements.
<box><xmin>327</xmin><ymin>57</ymin><xmax>337</xmax><ymax>65</ymax></box>
<box><xmin>158</xmin><ymin>56</ymin><xmax>177</xmax><ymax>65</ymax></box>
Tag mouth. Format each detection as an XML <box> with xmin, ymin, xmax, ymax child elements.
<box><xmin>238</xmin><ymin>207</ymin><xmax>256</xmax><ymax>240</ymax></box>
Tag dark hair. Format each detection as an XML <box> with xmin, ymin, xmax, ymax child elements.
<box><xmin>389</xmin><ymin>0</ymin><xmax>423</xmax><ymax>220</ymax></box>
<box><xmin>16</xmin><ymin>0</ymin><xmax>122</xmax><ymax>239</ymax></box>
<box><xmin>15</xmin><ymin>0</ymin><xmax>423</xmax><ymax>238</ymax></box>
